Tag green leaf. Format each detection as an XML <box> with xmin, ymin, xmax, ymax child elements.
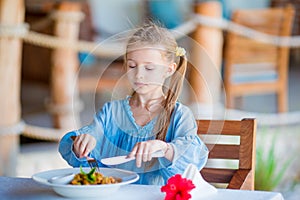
<box><xmin>87</xmin><ymin>167</ymin><xmax>96</xmax><ymax>176</ymax></box>
<box><xmin>87</xmin><ymin>167</ymin><xmax>96</xmax><ymax>183</ymax></box>
<box><xmin>80</xmin><ymin>165</ymin><xmax>86</xmax><ymax>175</ymax></box>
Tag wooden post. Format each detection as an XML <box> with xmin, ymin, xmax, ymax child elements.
<box><xmin>50</xmin><ymin>2</ymin><xmax>83</xmax><ymax>129</ymax></box>
<box><xmin>0</xmin><ymin>0</ymin><xmax>24</xmax><ymax>176</ymax></box>
<box><xmin>189</xmin><ymin>1</ymin><xmax>223</xmax><ymax>106</ymax></box>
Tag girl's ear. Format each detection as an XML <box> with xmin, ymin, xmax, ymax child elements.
<box><xmin>165</xmin><ymin>62</ymin><xmax>176</xmax><ymax>78</ymax></box>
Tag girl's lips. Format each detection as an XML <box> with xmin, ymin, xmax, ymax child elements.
<box><xmin>135</xmin><ymin>82</ymin><xmax>146</xmax><ymax>87</ymax></box>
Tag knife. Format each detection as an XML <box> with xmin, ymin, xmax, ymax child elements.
<box><xmin>101</xmin><ymin>150</ymin><xmax>165</xmax><ymax>165</ymax></box>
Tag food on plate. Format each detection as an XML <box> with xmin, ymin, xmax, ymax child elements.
<box><xmin>70</xmin><ymin>167</ymin><xmax>121</xmax><ymax>185</ymax></box>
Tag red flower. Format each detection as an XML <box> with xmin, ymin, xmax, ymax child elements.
<box><xmin>161</xmin><ymin>174</ymin><xmax>195</xmax><ymax>200</ymax></box>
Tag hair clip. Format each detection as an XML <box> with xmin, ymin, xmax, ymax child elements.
<box><xmin>175</xmin><ymin>47</ymin><xmax>186</xmax><ymax>57</ymax></box>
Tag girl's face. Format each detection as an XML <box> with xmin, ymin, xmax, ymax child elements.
<box><xmin>126</xmin><ymin>48</ymin><xmax>175</xmax><ymax>96</ymax></box>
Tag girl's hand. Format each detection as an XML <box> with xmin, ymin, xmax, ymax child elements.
<box><xmin>128</xmin><ymin>140</ymin><xmax>168</xmax><ymax>168</ymax></box>
<box><xmin>72</xmin><ymin>134</ymin><xmax>96</xmax><ymax>158</ymax></box>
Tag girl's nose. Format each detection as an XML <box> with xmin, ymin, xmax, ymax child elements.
<box><xmin>135</xmin><ymin>66</ymin><xmax>144</xmax><ymax>79</ymax></box>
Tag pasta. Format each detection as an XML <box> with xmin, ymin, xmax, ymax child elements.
<box><xmin>70</xmin><ymin>167</ymin><xmax>121</xmax><ymax>185</ymax></box>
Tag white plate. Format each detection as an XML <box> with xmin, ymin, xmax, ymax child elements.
<box><xmin>32</xmin><ymin>167</ymin><xmax>139</xmax><ymax>198</ymax></box>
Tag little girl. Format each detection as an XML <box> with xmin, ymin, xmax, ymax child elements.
<box><xmin>59</xmin><ymin>21</ymin><xmax>208</xmax><ymax>185</ymax></box>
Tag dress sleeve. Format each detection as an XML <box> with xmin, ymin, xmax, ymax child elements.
<box><xmin>158</xmin><ymin>104</ymin><xmax>208</xmax><ymax>180</ymax></box>
<box><xmin>58</xmin><ymin>102</ymin><xmax>109</xmax><ymax>167</ymax></box>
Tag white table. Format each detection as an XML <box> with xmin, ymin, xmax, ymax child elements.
<box><xmin>0</xmin><ymin>176</ymin><xmax>284</xmax><ymax>200</ymax></box>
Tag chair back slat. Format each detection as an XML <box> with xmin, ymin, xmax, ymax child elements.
<box><xmin>207</xmin><ymin>144</ymin><xmax>240</xmax><ymax>159</ymax></box>
<box><xmin>201</xmin><ymin>168</ymin><xmax>236</xmax><ymax>183</ymax></box>
<box><xmin>228</xmin><ymin>38</ymin><xmax>278</xmax><ymax>64</ymax></box>
<box><xmin>196</xmin><ymin>120</ymin><xmax>241</xmax><ymax>135</ymax></box>
<box><xmin>233</xmin><ymin>8</ymin><xmax>287</xmax><ymax>35</ymax></box>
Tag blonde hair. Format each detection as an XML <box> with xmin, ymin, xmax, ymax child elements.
<box><xmin>125</xmin><ymin>21</ymin><xmax>187</xmax><ymax>141</ymax></box>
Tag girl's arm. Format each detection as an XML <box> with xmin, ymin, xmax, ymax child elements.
<box><xmin>58</xmin><ymin>130</ymin><xmax>89</xmax><ymax>167</ymax></box>
<box><xmin>58</xmin><ymin>103</ymin><xmax>108</xmax><ymax>167</ymax></box>
<box><xmin>158</xmin><ymin>104</ymin><xmax>209</xmax><ymax>181</ymax></box>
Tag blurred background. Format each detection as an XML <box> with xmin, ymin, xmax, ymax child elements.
<box><xmin>1</xmin><ymin>0</ymin><xmax>300</xmax><ymax>199</ymax></box>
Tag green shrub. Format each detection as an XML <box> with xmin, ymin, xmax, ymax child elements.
<box><xmin>255</xmin><ymin>132</ymin><xmax>295</xmax><ymax>191</ymax></box>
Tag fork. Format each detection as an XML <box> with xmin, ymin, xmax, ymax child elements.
<box><xmin>87</xmin><ymin>157</ymin><xmax>100</xmax><ymax>172</ymax></box>
<box><xmin>70</xmin><ymin>136</ymin><xmax>100</xmax><ymax>172</ymax></box>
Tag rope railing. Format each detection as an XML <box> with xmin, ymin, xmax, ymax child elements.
<box><xmin>194</xmin><ymin>14</ymin><xmax>300</xmax><ymax>47</ymax></box>
<box><xmin>24</xmin><ymin>31</ymin><xmax>123</xmax><ymax>57</ymax></box>
<box><xmin>2</xmin><ymin>12</ymin><xmax>300</xmax><ymax>141</ymax></box>
<box><xmin>2</xmin><ymin>13</ymin><xmax>300</xmax><ymax>58</ymax></box>
<box><xmin>0</xmin><ymin>23</ymin><xmax>29</xmax><ymax>37</ymax></box>
<box><xmin>23</xmin><ymin>124</ymin><xmax>69</xmax><ymax>141</ymax></box>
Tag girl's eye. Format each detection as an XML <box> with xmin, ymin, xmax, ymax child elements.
<box><xmin>145</xmin><ymin>65</ymin><xmax>155</xmax><ymax>70</ymax></box>
<box><xmin>127</xmin><ymin>63</ymin><xmax>136</xmax><ymax>68</ymax></box>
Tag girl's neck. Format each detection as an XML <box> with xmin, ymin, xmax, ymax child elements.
<box><xmin>129</xmin><ymin>92</ymin><xmax>166</xmax><ymax>127</ymax></box>
<box><xmin>131</xmin><ymin>92</ymin><xmax>165</xmax><ymax>108</ymax></box>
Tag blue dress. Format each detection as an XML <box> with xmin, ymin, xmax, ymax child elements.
<box><xmin>59</xmin><ymin>97</ymin><xmax>208</xmax><ymax>185</ymax></box>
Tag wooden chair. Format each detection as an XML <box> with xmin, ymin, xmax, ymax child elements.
<box><xmin>223</xmin><ymin>5</ymin><xmax>295</xmax><ymax>112</ymax></box>
<box><xmin>197</xmin><ymin>118</ymin><xmax>256</xmax><ymax>190</ymax></box>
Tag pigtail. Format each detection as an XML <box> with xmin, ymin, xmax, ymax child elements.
<box><xmin>155</xmin><ymin>55</ymin><xmax>187</xmax><ymax>141</ymax></box>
